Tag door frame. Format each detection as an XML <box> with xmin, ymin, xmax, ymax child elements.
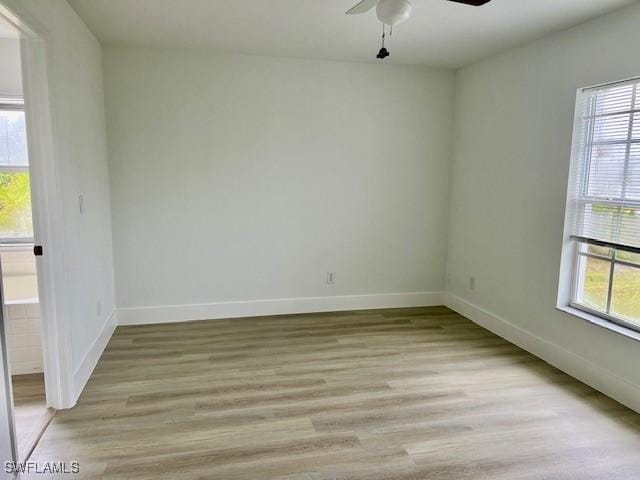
<box><xmin>0</xmin><ymin>0</ymin><xmax>75</xmax><ymax>410</ymax></box>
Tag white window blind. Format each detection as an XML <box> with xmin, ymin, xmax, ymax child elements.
<box><xmin>0</xmin><ymin>99</ymin><xmax>28</xmax><ymax>169</ymax></box>
<box><xmin>569</xmin><ymin>79</ymin><xmax>640</xmax><ymax>253</ymax></box>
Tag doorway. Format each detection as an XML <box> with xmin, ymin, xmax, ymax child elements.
<box><xmin>0</xmin><ymin>19</ymin><xmax>53</xmax><ymax>463</ymax></box>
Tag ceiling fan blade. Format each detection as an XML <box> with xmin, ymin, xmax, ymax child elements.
<box><xmin>346</xmin><ymin>0</ymin><xmax>379</xmax><ymax>15</ymax></box>
<box><xmin>446</xmin><ymin>0</ymin><xmax>492</xmax><ymax>5</ymax></box>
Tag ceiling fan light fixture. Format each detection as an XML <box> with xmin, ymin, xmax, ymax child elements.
<box><xmin>376</xmin><ymin>0</ymin><xmax>412</xmax><ymax>27</ymax></box>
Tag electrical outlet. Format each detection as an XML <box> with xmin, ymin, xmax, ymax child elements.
<box><xmin>326</xmin><ymin>272</ymin><xmax>336</xmax><ymax>285</ymax></box>
<box><xmin>97</xmin><ymin>300</ymin><xmax>102</xmax><ymax>317</ymax></box>
<box><xmin>469</xmin><ymin>276</ymin><xmax>476</xmax><ymax>291</ymax></box>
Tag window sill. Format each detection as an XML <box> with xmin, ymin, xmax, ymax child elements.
<box><xmin>0</xmin><ymin>242</ymin><xmax>34</xmax><ymax>253</ymax></box>
<box><xmin>5</xmin><ymin>297</ymin><xmax>38</xmax><ymax>306</ymax></box>
<box><xmin>557</xmin><ymin>305</ymin><xmax>640</xmax><ymax>343</ymax></box>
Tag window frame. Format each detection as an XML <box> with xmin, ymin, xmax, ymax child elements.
<box><xmin>570</xmin><ymin>241</ymin><xmax>640</xmax><ymax>333</ymax></box>
<box><xmin>561</xmin><ymin>77</ymin><xmax>640</xmax><ymax>335</ymax></box>
<box><xmin>0</xmin><ymin>98</ymin><xmax>34</xmax><ymax>245</ymax></box>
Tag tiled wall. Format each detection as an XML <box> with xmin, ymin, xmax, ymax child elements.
<box><xmin>1</xmin><ymin>247</ymin><xmax>43</xmax><ymax>375</ymax></box>
<box><xmin>6</xmin><ymin>302</ymin><xmax>43</xmax><ymax>375</ymax></box>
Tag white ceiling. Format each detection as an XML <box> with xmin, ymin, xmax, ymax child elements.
<box><xmin>67</xmin><ymin>0</ymin><xmax>638</xmax><ymax>68</ymax></box>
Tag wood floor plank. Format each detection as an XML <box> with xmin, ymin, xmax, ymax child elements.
<box><xmin>11</xmin><ymin>373</ymin><xmax>55</xmax><ymax>462</ymax></box>
<box><xmin>25</xmin><ymin>307</ymin><xmax>640</xmax><ymax>479</ymax></box>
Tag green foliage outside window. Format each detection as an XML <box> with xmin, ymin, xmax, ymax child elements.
<box><xmin>0</xmin><ymin>172</ymin><xmax>33</xmax><ymax>239</ymax></box>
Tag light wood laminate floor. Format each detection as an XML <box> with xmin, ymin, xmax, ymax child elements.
<box><xmin>12</xmin><ymin>373</ymin><xmax>55</xmax><ymax>462</ymax></box>
<box><xmin>28</xmin><ymin>307</ymin><xmax>640</xmax><ymax>479</ymax></box>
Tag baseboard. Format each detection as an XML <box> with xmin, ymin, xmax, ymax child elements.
<box><xmin>9</xmin><ymin>362</ymin><xmax>43</xmax><ymax>376</ymax></box>
<box><xmin>444</xmin><ymin>292</ymin><xmax>640</xmax><ymax>414</ymax></box>
<box><xmin>73</xmin><ymin>309</ymin><xmax>117</xmax><ymax>401</ymax></box>
<box><xmin>117</xmin><ymin>291</ymin><xmax>444</xmax><ymax>326</ymax></box>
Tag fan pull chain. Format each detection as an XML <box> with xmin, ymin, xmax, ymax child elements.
<box><xmin>377</xmin><ymin>24</ymin><xmax>390</xmax><ymax>59</ymax></box>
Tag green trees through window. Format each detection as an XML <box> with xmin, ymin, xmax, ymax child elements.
<box><xmin>0</xmin><ymin>172</ymin><xmax>33</xmax><ymax>240</ymax></box>
<box><xmin>0</xmin><ymin>107</ymin><xmax>33</xmax><ymax>241</ymax></box>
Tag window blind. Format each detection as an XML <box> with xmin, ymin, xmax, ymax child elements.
<box><xmin>0</xmin><ymin>100</ymin><xmax>28</xmax><ymax>169</ymax></box>
<box><xmin>569</xmin><ymin>79</ymin><xmax>640</xmax><ymax>253</ymax></box>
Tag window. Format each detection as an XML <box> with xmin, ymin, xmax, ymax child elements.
<box><xmin>0</xmin><ymin>99</ymin><xmax>33</xmax><ymax>243</ymax></box>
<box><xmin>565</xmin><ymin>79</ymin><xmax>640</xmax><ymax>332</ymax></box>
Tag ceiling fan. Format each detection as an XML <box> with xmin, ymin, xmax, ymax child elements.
<box><xmin>346</xmin><ymin>0</ymin><xmax>492</xmax><ymax>59</ymax></box>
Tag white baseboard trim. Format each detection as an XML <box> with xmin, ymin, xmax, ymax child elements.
<box><xmin>117</xmin><ymin>291</ymin><xmax>444</xmax><ymax>326</ymax></box>
<box><xmin>73</xmin><ymin>309</ymin><xmax>117</xmax><ymax>402</ymax></box>
<box><xmin>444</xmin><ymin>292</ymin><xmax>640</xmax><ymax>414</ymax></box>
<box><xmin>9</xmin><ymin>362</ymin><xmax>43</xmax><ymax>376</ymax></box>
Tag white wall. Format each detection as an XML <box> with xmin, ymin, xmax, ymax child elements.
<box><xmin>446</xmin><ymin>3</ymin><xmax>640</xmax><ymax>412</ymax></box>
<box><xmin>0</xmin><ymin>37</ymin><xmax>21</xmax><ymax>96</ymax></box>
<box><xmin>15</xmin><ymin>0</ymin><xmax>116</xmax><ymax>401</ymax></box>
<box><xmin>103</xmin><ymin>48</ymin><xmax>454</xmax><ymax>323</ymax></box>
<box><xmin>1</xmin><ymin>249</ymin><xmax>38</xmax><ymax>303</ymax></box>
